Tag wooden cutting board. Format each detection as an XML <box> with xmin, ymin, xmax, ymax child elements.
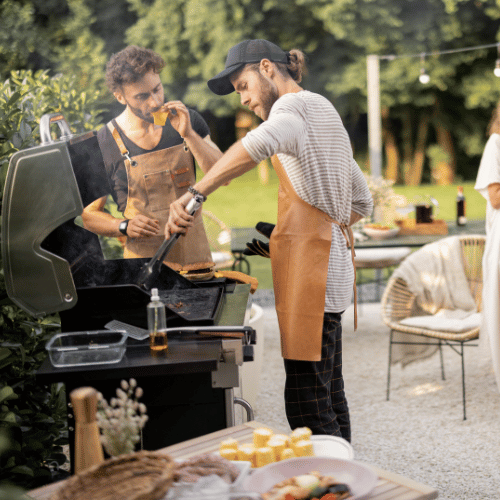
<box><xmin>396</xmin><ymin>219</ymin><xmax>449</xmax><ymax>235</ymax></box>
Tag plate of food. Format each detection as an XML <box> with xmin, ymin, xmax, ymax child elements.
<box><xmin>363</xmin><ymin>223</ymin><xmax>399</xmax><ymax>240</ymax></box>
<box><xmin>218</xmin><ymin>427</ymin><xmax>353</xmax><ymax>467</ymax></box>
<box><xmin>242</xmin><ymin>456</ymin><xmax>378</xmax><ymax>500</ymax></box>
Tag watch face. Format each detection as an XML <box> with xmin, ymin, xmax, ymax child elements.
<box><xmin>119</xmin><ymin>220</ymin><xmax>128</xmax><ymax>234</ymax></box>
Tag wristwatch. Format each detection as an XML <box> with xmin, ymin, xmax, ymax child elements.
<box><xmin>119</xmin><ymin>219</ymin><xmax>129</xmax><ymax>236</ymax></box>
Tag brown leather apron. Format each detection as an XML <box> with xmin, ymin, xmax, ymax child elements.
<box><xmin>108</xmin><ymin>122</ymin><xmax>213</xmax><ymax>271</ymax></box>
<box><xmin>269</xmin><ymin>155</ymin><xmax>357</xmax><ymax>362</ymax></box>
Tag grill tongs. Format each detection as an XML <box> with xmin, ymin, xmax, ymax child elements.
<box><xmin>136</xmin><ymin>194</ymin><xmax>204</xmax><ymax>290</ymax></box>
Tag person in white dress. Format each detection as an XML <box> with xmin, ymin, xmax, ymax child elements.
<box><xmin>475</xmin><ymin>102</ymin><xmax>500</xmax><ymax>391</ymax></box>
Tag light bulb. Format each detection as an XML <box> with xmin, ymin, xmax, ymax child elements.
<box><xmin>419</xmin><ymin>68</ymin><xmax>430</xmax><ymax>84</ymax></box>
<box><xmin>494</xmin><ymin>59</ymin><xmax>500</xmax><ymax>77</ymax></box>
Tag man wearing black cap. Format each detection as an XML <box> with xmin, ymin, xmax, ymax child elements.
<box><xmin>166</xmin><ymin>39</ymin><xmax>373</xmax><ymax>441</ymax></box>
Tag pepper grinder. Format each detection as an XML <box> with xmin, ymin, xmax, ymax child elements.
<box><xmin>70</xmin><ymin>387</ymin><xmax>104</xmax><ymax>474</ymax></box>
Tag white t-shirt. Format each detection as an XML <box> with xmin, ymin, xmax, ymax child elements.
<box><xmin>241</xmin><ymin>90</ymin><xmax>373</xmax><ymax>312</ymax></box>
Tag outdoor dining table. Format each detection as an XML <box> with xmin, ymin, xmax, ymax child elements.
<box><xmin>230</xmin><ymin>219</ymin><xmax>486</xmax><ymax>273</ymax></box>
<box><xmin>27</xmin><ymin>420</ymin><xmax>439</xmax><ymax>500</ymax></box>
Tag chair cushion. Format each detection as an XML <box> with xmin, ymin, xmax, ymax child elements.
<box><xmin>399</xmin><ymin>310</ymin><xmax>481</xmax><ymax>332</ymax></box>
<box><xmin>354</xmin><ymin>247</ymin><xmax>412</xmax><ymax>268</ymax></box>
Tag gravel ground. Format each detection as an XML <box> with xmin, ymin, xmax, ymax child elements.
<box><xmin>248</xmin><ymin>290</ymin><xmax>500</xmax><ymax>500</ymax></box>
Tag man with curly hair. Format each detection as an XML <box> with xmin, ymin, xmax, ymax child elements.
<box><xmin>82</xmin><ymin>45</ymin><xmax>221</xmax><ymax>275</ymax></box>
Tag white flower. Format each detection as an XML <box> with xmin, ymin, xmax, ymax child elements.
<box><xmin>96</xmin><ymin>378</ymin><xmax>148</xmax><ymax>457</ymax></box>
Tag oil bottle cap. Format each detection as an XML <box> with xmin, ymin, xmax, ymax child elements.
<box><xmin>151</xmin><ymin>288</ymin><xmax>160</xmax><ymax>301</ymax></box>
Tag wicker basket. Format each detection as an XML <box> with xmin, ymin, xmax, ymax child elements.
<box><xmin>51</xmin><ymin>451</ymin><xmax>176</xmax><ymax>500</ymax></box>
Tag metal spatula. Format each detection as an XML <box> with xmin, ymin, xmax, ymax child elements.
<box><xmin>136</xmin><ymin>194</ymin><xmax>204</xmax><ymax>290</ymax></box>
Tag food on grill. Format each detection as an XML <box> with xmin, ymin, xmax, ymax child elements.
<box><xmin>262</xmin><ymin>471</ymin><xmax>352</xmax><ymax>500</ymax></box>
<box><xmin>173</xmin><ymin>453</ymin><xmax>240</xmax><ymax>484</ymax></box>
<box><xmin>179</xmin><ymin>267</ymin><xmax>215</xmax><ymax>281</ymax></box>
<box><xmin>152</xmin><ymin>108</ymin><xmax>171</xmax><ymax>126</ymax></box>
<box><xmin>219</xmin><ymin>427</ymin><xmax>314</xmax><ymax>467</ymax></box>
<box><xmin>214</xmin><ymin>270</ymin><xmax>259</xmax><ymax>293</ymax></box>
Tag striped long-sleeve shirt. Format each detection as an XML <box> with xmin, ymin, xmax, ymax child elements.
<box><xmin>242</xmin><ymin>90</ymin><xmax>373</xmax><ymax>313</ymax></box>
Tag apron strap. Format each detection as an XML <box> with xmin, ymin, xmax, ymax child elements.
<box><xmin>331</xmin><ymin>220</ymin><xmax>358</xmax><ymax>331</ymax></box>
<box><xmin>108</xmin><ymin>122</ymin><xmax>137</xmax><ymax>167</ymax></box>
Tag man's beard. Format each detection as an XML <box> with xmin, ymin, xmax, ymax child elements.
<box><xmin>257</xmin><ymin>73</ymin><xmax>279</xmax><ymax>120</ymax></box>
<box><xmin>125</xmin><ymin>99</ymin><xmax>161</xmax><ymax>124</ymax></box>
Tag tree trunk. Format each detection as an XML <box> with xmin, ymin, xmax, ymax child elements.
<box><xmin>382</xmin><ymin>107</ymin><xmax>399</xmax><ymax>183</ymax></box>
<box><xmin>432</xmin><ymin>97</ymin><xmax>455</xmax><ymax>185</ymax></box>
<box><xmin>401</xmin><ymin>110</ymin><xmax>414</xmax><ymax>185</ymax></box>
<box><xmin>407</xmin><ymin>112</ymin><xmax>430</xmax><ymax>185</ymax></box>
<box><xmin>434</xmin><ymin>122</ymin><xmax>455</xmax><ymax>185</ymax></box>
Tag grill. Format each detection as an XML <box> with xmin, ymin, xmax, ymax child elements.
<box><xmin>2</xmin><ymin>113</ymin><xmax>228</xmax><ymax>331</ymax></box>
<box><xmin>3</xmin><ymin>114</ymin><xmax>256</xmax><ymax>467</ymax></box>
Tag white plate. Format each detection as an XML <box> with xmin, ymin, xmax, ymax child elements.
<box><xmin>363</xmin><ymin>226</ymin><xmax>399</xmax><ymax>240</ymax></box>
<box><xmin>310</xmin><ymin>435</ymin><xmax>354</xmax><ymax>460</ymax></box>
<box><xmin>243</xmin><ymin>456</ymin><xmax>377</xmax><ymax>499</ymax></box>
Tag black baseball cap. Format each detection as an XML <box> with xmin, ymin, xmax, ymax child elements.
<box><xmin>207</xmin><ymin>39</ymin><xmax>289</xmax><ymax>95</ymax></box>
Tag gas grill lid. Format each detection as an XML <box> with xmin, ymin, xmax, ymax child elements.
<box><xmin>2</xmin><ymin>114</ymin><xmax>111</xmax><ymax>317</ymax></box>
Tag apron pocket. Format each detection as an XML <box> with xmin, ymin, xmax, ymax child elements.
<box><xmin>144</xmin><ymin>170</ymin><xmax>173</xmax><ymax>212</ymax></box>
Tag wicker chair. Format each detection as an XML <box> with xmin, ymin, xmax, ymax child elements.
<box><xmin>381</xmin><ymin>234</ymin><xmax>486</xmax><ymax>420</ymax></box>
<box><xmin>202</xmin><ymin>210</ymin><xmax>235</xmax><ymax>270</ymax></box>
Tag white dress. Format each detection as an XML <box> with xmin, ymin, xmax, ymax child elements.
<box><xmin>475</xmin><ymin>133</ymin><xmax>500</xmax><ymax>391</ymax></box>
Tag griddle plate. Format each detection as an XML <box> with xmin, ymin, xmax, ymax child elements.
<box><xmin>159</xmin><ymin>286</ymin><xmax>224</xmax><ymax>324</ymax></box>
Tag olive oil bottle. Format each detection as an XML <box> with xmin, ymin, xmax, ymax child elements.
<box><xmin>147</xmin><ymin>288</ymin><xmax>168</xmax><ymax>352</ymax></box>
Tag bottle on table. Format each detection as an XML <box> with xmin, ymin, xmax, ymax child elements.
<box><xmin>147</xmin><ymin>288</ymin><xmax>168</xmax><ymax>352</ymax></box>
<box><xmin>456</xmin><ymin>186</ymin><xmax>467</xmax><ymax>226</ymax></box>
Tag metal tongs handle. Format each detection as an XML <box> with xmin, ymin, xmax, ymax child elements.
<box><xmin>136</xmin><ymin>194</ymin><xmax>204</xmax><ymax>289</ymax></box>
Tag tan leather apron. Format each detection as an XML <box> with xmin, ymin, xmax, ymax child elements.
<box><xmin>108</xmin><ymin>122</ymin><xmax>213</xmax><ymax>271</ymax></box>
<box><xmin>270</xmin><ymin>155</ymin><xmax>357</xmax><ymax>362</ymax></box>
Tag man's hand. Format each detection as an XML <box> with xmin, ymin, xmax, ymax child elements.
<box><xmin>126</xmin><ymin>215</ymin><xmax>160</xmax><ymax>238</ymax></box>
<box><xmin>164</xmin><ymin>101</ymin><xmax>193</xmax><ymax>139</ymax></box>
<box><xmin>165</xmin><ymin>192</ymin><xmax>195</xmax><ymax>239</ymax></box>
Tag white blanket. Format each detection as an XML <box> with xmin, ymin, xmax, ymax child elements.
<box><xmin>390</xmin><ymin>236</ymin><xmax>477</xmax><ymax>366</ymax></box>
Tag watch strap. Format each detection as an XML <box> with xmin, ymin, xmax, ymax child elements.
<box><xmin>119</xmin><ymin>219</ymin><xmax>129</xmax><ymax>236</ymax></box>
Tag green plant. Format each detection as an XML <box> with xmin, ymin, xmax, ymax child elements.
<box><xmin>0</xmin><ymin>70</ymin><xmax>106</xmax><ymax>489</ymax></box>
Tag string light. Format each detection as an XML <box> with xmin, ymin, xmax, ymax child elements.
<box><xmin>419</xmin><ymin>54</ymin><xmax>430</xmax><ymax>84</ymax></box>
<box><xmin>377</xmin><ymin>41</ymin><xmax>500</xmax><ymax>83</ymax></box>
<box><xmin>494</xmin><ymin>44</ymin><xmax>500</xmax><ymax>77</ymax></box>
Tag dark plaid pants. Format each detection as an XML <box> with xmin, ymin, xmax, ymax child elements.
<box><xmin>283</xmin><ymin>312</ymin><xmax>351</xmax><ymax>442</ymax></box>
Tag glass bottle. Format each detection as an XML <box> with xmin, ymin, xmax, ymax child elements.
<box><xmin>147</xmin><ymin>288</ymin><xmax>168</xmax><ymax>352</ymax></box>
<box><xmin>456</xmin><ymin>186</ymin><xmax>467</xmax><ymax>226</ymax></box>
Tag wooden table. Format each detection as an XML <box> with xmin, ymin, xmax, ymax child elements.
<box><xmin>27</xmin><ymin>421</ymin><xmax>438</xmax><ymax>500</ymax></box>
<box><xmin>354</xmin><ymin>219</ymin><xmax>485</xmax><ymax>249</ymax></box>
